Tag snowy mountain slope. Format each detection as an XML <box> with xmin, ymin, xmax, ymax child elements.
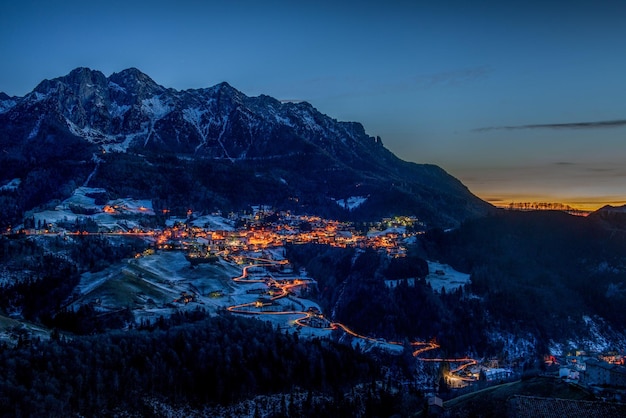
<box><xmin>0</xmin><ymin>67</ymin><xmax>492</xmax><ymax>227</ymax></box>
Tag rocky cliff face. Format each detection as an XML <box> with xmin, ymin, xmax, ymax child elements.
<box><xmin>0</xmin><ymin>67</ymin><xmax>492</xmax><ymax>227</ymax></box>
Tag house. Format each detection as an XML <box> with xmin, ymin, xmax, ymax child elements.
<box><xmin>427</xmin><ymin>396</ymin><xmax>444</xmax><ymax>416</ymax></box>
<box><xmin>507</xmin><ymin>395</ymin><xmax>626</xmax><ymax>418</ymax></box>
<box><xmin>583</xmin><ymin>358</ymin><xmax>626</xmax><ymax>387</ymax></box>
<box><xmin>559</xmin><ymin>367</ymin><xmax>580</xmax><ymax>380</ymax></box>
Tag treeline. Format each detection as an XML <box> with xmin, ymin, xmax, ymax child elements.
<box><xmin>0</xmin><ymin>254</ymin><xmax>78</xmax><ymax>323</ymax></box>
<box><xmin>0</xmin><ymin>235</ymin><xmax>146</xmax><ymax>327</ymax></box>
<box><xmin>423</xmin><ymin>210</ymin><xmax>626</xmax><ymax>344</ymax></box>
<box><xmin>286</xmin><ymin>244</ymin><xmax>489</xmax><ymax>355</ymax></box>
<box><xmin>0</xmin><ymin>314</ymin><xmax>381</xmax><ymax>417</ymax></box>
<box><xmin>0</xmin><ymin>130</ymin><xmax>96</xmax><ymax>229</ymax></box>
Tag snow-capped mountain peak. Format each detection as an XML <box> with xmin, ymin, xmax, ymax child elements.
<box><xmin>0</xmin><ymin>67</ymin><xmax>492</xmax><ymax>227</ymax></box>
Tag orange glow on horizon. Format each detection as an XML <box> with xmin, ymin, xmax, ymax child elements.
<box><xmin>480</xmin><ymin>194</ymin><xmax>626</xmax><ymax>213</ymax></box>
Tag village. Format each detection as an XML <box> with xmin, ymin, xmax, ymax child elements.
<box><xmin>10</xmin><ymin>189</ymin><xmax>626</xmax><ymax>399</ymax></box>
<box><xmin>155</xmin><ymin>210</ymin><xmax>419</xmax><ymax>259</ymax></box>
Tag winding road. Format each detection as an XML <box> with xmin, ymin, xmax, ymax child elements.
<box><xmin>224</xmin><ymin>254</ymin><xmax>479</xmax><ymax>383</ymax></box>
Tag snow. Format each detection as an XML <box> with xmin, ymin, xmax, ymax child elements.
<box><xmin>0</xmin><ymin>178</ymin><xmax>21</xmax><ymax>192</ymax></box>
<box><xmin>64</xmin><ymin>186</ymin><xmax>106</xmax><ymax>207</ymax></box>
<box><xmin>142</xmin><ymin>95</ymin><xmax>172</xmax><ymax>146</ymax></box>
<box><xmin>189</xmin><ymin>215</ymin><xmax>235</xmax><ymax>231</ymax></box>
<box><xmin>108</xmin><ymin>198</ymin><xmax>155</xmax><ymax>215</ymax></box>
<box><xmin>299</xmin><ymin>109</ymin><xmax>323</xmax><ymax>133</ymax></box>
<box><xmin>28</xmin><ymin>116</ymin><xmax>43</xmax><ymax>139</ymax></box>
<box><xmin>108</xmin><ymin>81</ymin><xmax>126</xmax><ymax>93</ymax></box>
<box><xmin>183</xmin><ymin>107</ymin><xmax>237</xmax><ymax>160</ymax></box>
<box><xmin>273</xmin><ymin>113</ymin><xmax>293</xmax><ymax>126</ymax></box>
<box><xmin>141</xmin><ymin>96</ymin><xmax>172</xmax><ymax>119</ymax></box>
<box><xmin>0</xmin><ymin>98</ymin><xmax>17</xmax><ymax>114</ymax></box>
<box><xmin>580</xmin><ymin>315</ymin><xmax>611</xmax><ymax>353</ymax></box>
<box><xmin>27</xmin><ymin>92</ymin><xmax>48</xmax><ymax>103</ymax></box>
<box><xmin>385</xmin><ymin>278</ymin><xmax>416</xmax><ymax>288</ymax></box>
<box><xmin>367</xmin><ymin>226</ymin><xmax>405</xmax><ymax>238</ymax></box>
<box><xmin>216</xmin><ymin>115</ymin><xmax>234</xmax><ymax>161</ymax></box>
<box><xmin>488</xmin><ymin>331</ymin><xmax>538</xmax><ymax>362</ymax></box>
<box><xmin>102</xmin><ymin>131</ymin><xmax>145</xmax><ymax>153</ymax></box>
<box><xmin>183</xmin><ymin>107</ymin><xmax>212</xmax><ymax>151</ymax></box>
<box><xmin>65</xmin><ymin>117</ymin><xmax>116</xmax><ymax>143</ymax></box>
<box><xmin>549</xmin><ymin>341</ymin><xmax>566</xmax><ymax>357</ymax></box>
<box><xmin>334</xmin><ymin>196</ymin><xmax>368</xmax><ymax>211</ymax></box>
<box><xmin>425</xmin><ymin>261</ymin><xmax>471</xmax><ymax>293</ymax></box>
<box><xmin>29</xmin><ymin>187</ymin><xmax>154</xmax><ymax>231</ymax></box>
<box><xmin>109</xmin><ymin>102</ymin><xmax>130</xmax><ymax>118</ymax></box>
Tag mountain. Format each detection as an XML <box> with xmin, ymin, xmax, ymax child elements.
<box><xmin>0</xmin><ymin>67</ymin><xmax>492</xmax><ymax>227</ymax></box>
<box><xmin>588</xmin><ymin>204</ymin><xmax>626</xmax><ymax>231</ymax></box>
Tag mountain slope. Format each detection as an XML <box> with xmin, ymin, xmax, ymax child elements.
<box><xmin>0</xmin><ymin>67</ymin><xmax>492</xmax><ymax>227</ymax></box>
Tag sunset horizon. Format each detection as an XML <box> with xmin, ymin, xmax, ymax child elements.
<box><xmin>480</xmin><ymin>195</ymin><xmax>626</xmax><ymax>212</ymax></box>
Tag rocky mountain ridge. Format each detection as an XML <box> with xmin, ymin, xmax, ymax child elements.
<box><xmin>0</xmin><ymin>67</ymin><xmax>492</xmax><ymax>227</ymax></box>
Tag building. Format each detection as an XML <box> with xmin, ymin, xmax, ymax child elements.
<box><xmin>427</xmin><ymin>396</ymin><xmax>444</xmax><ymax>416</ymax></box>
<box><xmin>583</xmin><ymin>358</ymin><xmax>626</xmax><ymax>387</ymax></box>
<box><xmin>507</xmin><ymin>395</ymin><xmax>626</xmax><ymax>418</ymax></box>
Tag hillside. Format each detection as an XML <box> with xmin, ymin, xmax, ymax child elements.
<box><xmin>421</xmin><ymin>210</ymin><xmax>626</xmax><ymax>353</ymax></box>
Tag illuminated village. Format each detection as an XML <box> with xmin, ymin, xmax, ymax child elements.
<box><xmin>10</xmin><ymin>192</ymin><xmax>626</xmax><ymax>399</ymax></box>
<box><xmin>155</xmin><ymin>209</ymin><xmax>418</xmax><ymax>258</ymax></box>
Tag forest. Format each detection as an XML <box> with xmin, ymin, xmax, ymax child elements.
<box><xmin>286</xmin><ymin>244</ymin><xmax>490</xmax><ymax>357</ymax></box>
<box><xmin>2</xmin><ymin>209</ymin><xmax>626</xmax><ymax>415</ymax></box>
<box><xmin>423</xmin><ymin>211</ymin><xmax>626</xmax><ymax>340</ymax></box>
<box><xmin>0</xmin><ymin>235</ymin><xmax>425</xmax><ymax>417</ymax></box>
<box><xmin>287</xmin><ymin>210</ymin><xmax>626</xmax><ymax>359</ymax></box>
<box><xmin>0</xmin><ymin>312</ymin><xmax>416</xmax><ymax>417</ymax></box>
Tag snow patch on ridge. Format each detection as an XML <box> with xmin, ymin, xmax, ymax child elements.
<box><xmin>0</xmin><ymin>98</ymin><xmax>17</xmax><ymax>114</ymax></box>
<box><xmin>300</xmin><ymin>109</ymin><xmax>323</xmax><ymax>133</ymax></box>
<box><xmin>183</xmin><ymin>107</ymin><xmax>213</xmax><ymax>152</ymax></box>
<box><xmin>108</xmin><ymin>81</ymin><xmax>126</xmax><ymax>94</ymax></box>
<box><xmin>109</xmin><ymin>102</ymin><xmax>130</xmax><ymax>118</ymax></box>
<box><xmin>581</xmin><ymin>315</ymin><xmax>611</xmax><ymax>352</ymax></box>
<box><xmin>65</xmin><ymin>117</ymin><xmax>116</xmax><ymax>143</ymax></box>
<box><xmin>273</xmin><ymin>112</ymin><xmax>293</xmax><ymax>126</ymax></box>
<box><xmin>334</xmin><ymin>196</ymin><xmax>367</xmax><ymax>211</ymax></box>
<box><xmin>28</xmin><ymin>116</ymin><xmax>43</xmax><ymax>139</ymax></box>
<box><xmin>141</xmin><ymin>96</ymin><xmax>171</xmax><ymax>119</ymax></box>
<box><xmin>27</xmin><ymin>92</ymin><xmax>49</xmax><ymax>103</ymax></box>
<box><xmin>141</xmin><ymin>96</ymin><xmax>172</xmax><ymax>146</ymax></box>
<box><xmin>0</xmin><ymin>178</ymin><xmax>21</xmax><ymax>192</ymax></box>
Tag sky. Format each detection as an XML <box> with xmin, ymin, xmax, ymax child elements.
<box><xmin>1</xmin><ymin>0</ymin><xmax>625</xmax><ymax>210</ymax></box>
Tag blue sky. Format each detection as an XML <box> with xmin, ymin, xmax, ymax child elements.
<box><xmin>2</xmin><ymin>0</ymin><xmax>626</xmax><ymax>209</ymax></box>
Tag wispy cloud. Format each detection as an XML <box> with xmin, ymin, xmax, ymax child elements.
<box><xmin>291</xmin><ymin>65</ymin><xmax>494</xmax><ymax>102</ymax></box>
<box><xmin>413</xmin><ymin>66</ymin><xmax>493</xmax><ymax>89</ymax></box>
<box><xmin>474</xmin><ymin>119</ymin><xmax>626</xmax><ymax>132</ymax></box>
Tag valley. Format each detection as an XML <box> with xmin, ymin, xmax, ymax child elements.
<box><xmin>1</xmin><ymin>66</ymin><xmax>626</xmax><ymax>416</ymax></box>
<box><xmin>2</xmin><ymin>186</ymin><xmax>501</xmax><ymax>391</ymax></box>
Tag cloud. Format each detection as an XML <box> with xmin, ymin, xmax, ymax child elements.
<box><xmin>299</xmin><ymin>65</ymin><xmax>494</xmax><ymax>102</ymax></box>
<box><xmin>586</xmin><ymin>167</ymin><xmax>617</xmax><ymax>173</ymax></box>
<box><xmin>413</xmin><ymin>66</ymin><xmax>493</xmax><ymax>89</ymax></box>
<box><xmin>474</xmin><ymin>119</ymin><xmax>626</xmax><ymax>132</ymax></box>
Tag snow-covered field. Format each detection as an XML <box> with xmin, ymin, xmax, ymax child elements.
<box><xmin>29</xmin><ymin>186</ymin><xmax>156</xmax><ymax>231</ymax></box>
<box><xmin>64</xmin><ymin>246</ymin><xmax>412</xmax><ymax>357</ymax></box>
<box><xmin>334</xmin><ymin>196</ymin><xmax>367</xmax><ymax>211</ymax></box>
<box><xmin>425</xmin><ymin>261</ymin><xmax>471</xmax><ymax>293</ymax></box>
<box><xmin>166</xmin><ymin>214</ymin><xmax>235</xmax><ymax>230</ymax></box>
<box><xmin>70</xmin><ymin>250</ymin><xmax>328</xmax><ymax>331</ymax></box>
